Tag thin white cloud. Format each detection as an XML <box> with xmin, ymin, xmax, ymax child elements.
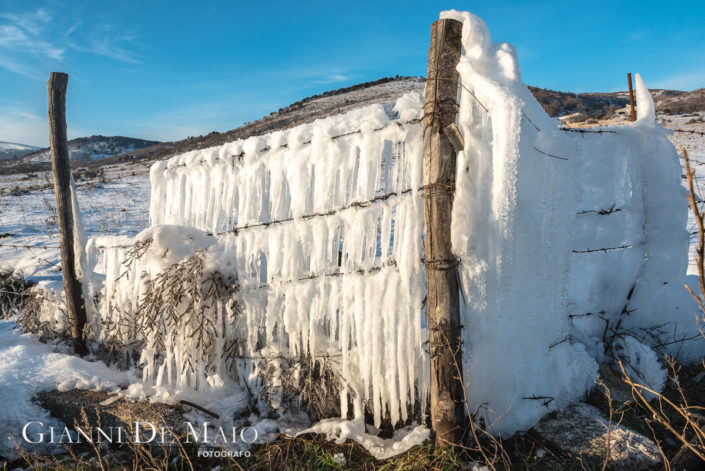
<box><xmin>0</xmin><ymin>53</ymin><xmax>43</xmax><ymax>79</ymax></box>
<box><xmin>0</xmin><ymin>104</ymin><xmax>48</xmax><ymax>147</ymax></box>
<box><xmin>652</xmin><ymin>69</ymin><xmax>705</xmax><ymax>91</ymax></box>
<box><xmin>0</xmin><ymin>24</ymin><xmax>65</xmax><ymax>60</ymax></box>
<box><xmin>0</xmin><ymin>100</ymin><xmax>96</xmax><ymax>147</ymax></box>
<box><xmin>275</xmin><ymin>65</ymin><xmax>357</xmax><ymax>86</ymax></box>
<box><xmin>623</xmin><ymin>31</ymin><xmax>648</xmax><ymax>44</ymax></box>
<box><xmin>65</xmin><ymin>22</ymin><xmax>81</xmax><ymax>38</ymax></box>
<box><xmin>66</xmin><ymin>23</ymin><xmax>141</xmax><ymax>64</ymax></box>
<box><xmin>0</xmin><ymin>8</ymin><xmax>51</xmax><ymax>36</ymax></box>
<box><xmin>315</xmin><ymin>73</ymin><xmax>353</xmax><ymax>84</ymax></box>
<box><xmin>0</xmin><ymin>5</ymin><xmax>142</xmax><ymax>78</ymax></box>
<box><xmin>82</xmin><ymin>38</ymin><xmax>140</xmax><ymax>64</ymax></box>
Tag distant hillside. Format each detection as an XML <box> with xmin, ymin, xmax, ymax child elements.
<box><xmin>527</xmin><ymin>86</ymin><xmax>689</xmax><ymax>120</ymax></box>
<box><xmin>21</xmin><ymin>135</ymin><xmax>159</xmax><ymax>164</ymax></box>
<box><xmin>106</xmin><ymin>78</ymin><xmax>697</xmax><ymax>169</ymax></box>
<box><xmin>656</xmin><ymin>88</ymin><xmax>705</xmax><ymax>114</ymax></box>
<box><xmin>3</xmin><ymin>76</ymin><xmax>703</xmax><ymax>176</ymax></box>
<box><xmin>0</xmin><ymin>141</ymin><xmax>39</xmax><ymax>161</ymax></box>
<box><xmin>96</xmin><ymin>76</ymin><xmax>426</xmax><ymax>167</ymax></box>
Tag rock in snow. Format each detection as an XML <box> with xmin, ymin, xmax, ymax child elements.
<box><xmin>533</xmin><ymin>403</ymin><xmax>662</xmax><ymax>470</ymax></box>
<box><xmin>34</xmin><ymin>389</ymin><xmax>186</xmax><ymax>436</ymax></box>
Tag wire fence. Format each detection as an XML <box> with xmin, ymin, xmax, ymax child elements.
<box><xmin>673</xmin><ymin>128</ymin><xmax>705</xmax><ymax>136</ymax></box>
<box><xmin>3</xmin><ymin>86</ymin><xmax>702</xmax><ymax>262</ymax></box>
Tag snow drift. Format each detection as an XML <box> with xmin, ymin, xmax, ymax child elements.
<box><xmin>24</xmin><ymin>10</ymin><xmax>702</xmax><ymax>440</ymax></box>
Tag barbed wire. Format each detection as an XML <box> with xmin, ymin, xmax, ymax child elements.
<box><xmin>0</xmin><ymin>242</ymin><xmax>60</xmax><ymax>249</ymax></box>
<box><xmin>238</xmin><ymin>259</ymin><xmax>405</xmax><ymax>294</ymax></box>
<box><xmin>93</xmin><ymin>187</ymin><xmax>420</xmax><ymax>250</ymax></box>
<box><xmin>559</xmin><ymin>127</ymin><xmax>617</xmax><ymax>135</ymax></box>
<box><xmin>427</xmin><ymin>77</ymin><xmax>488</xmax><ymax>112</ymax></box>
<box><xmin>0</xmin><ymin>244</ymin><xmax>62</xmax><ymax>270</ymax></box>
<box><xmin>222</xmin><ymin>188</ymin><xmax>415</xmax><ymax>236</ymax></box>
<box><xmin>673</xmin><ymin>128</ymin><xmax>705</xmax><ymax>136</ymax></box>
<box><xmin>162</xmin><ymin>118</ymin><xmax>422</xmax><ymax>169</ymax></box>
<box><xmin>533</xmin><ymin>146</ymin><xmax>568</xmax><ymax>161</ymax></box>
<box><xmin>573</xmin><ymin>245</ymin><xmax>632</xmax><ymax>254</ymax></box>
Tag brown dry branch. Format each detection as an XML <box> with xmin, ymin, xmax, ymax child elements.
<box><xmin>128</xmin><ymin>250</ymin><xmax>240</xmax><ymax>387</ymax></box>
<box><xmin>609</xmin><ymin>152</ymin><xmax>705</xmax><ymax>468</ymax></box>
<box><xmin>77</xmin><ymin>407</ymin><xmax>108</xmax><ymax>471</ymax></box>
<box><xmin>595</xmin><ymin>378</ymin><xmax>621</xmax><ymax>471</ymax></box>
<box><xmin>117</xmin><ymin>237</ymin><xmax>153</xmax><ymax>277</ymax></box>
<box><xmin>619</xmin><ymin>361</ymin><xmax>705</xmax><ymax>463</ymax></box>
<box><xmin>439</xmin><ymin>329</ymin><xmax>511</xmax><ymax>470</ymax></box>
<box><xmin>258</xmin><ymin>352</ymin><xmax>344</xmax><ymax>421</ymax></box>
<box><xmin>0</xmin><ymin>271</ymin><xmax>34</xmax><ymax>319</ymax></box>
<box><xmin>684</xmin><ymin>148</ymin><xmax>705</xmax><ymax>313</ymax></box>
<box><xmin>17</xmin><ymin>288</ymin><xmax>70</xmax><ymax>340</ymax></box>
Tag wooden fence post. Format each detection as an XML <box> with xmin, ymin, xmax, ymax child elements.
<box><xmin>627</xmin><ymin>73</ymin><xmax>636</xmax><ymax>122</ymax></box>
<box><xmin>422</xmin><ymin>18</ymin><xmax>466</xmax><ymax>447</ymax></box>
<box><xmin>48</xmin><ymin>72</ymin><xmax>88</xmax><ymax>356</ymax></box>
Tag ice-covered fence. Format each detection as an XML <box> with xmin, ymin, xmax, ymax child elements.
<box><xmin>88</xmin><ymin>97</ymin><xmax>430</xmax><ymax>428</ymax></box>
<box><xmin>57</xmin><ymin>9</ymin><xmax>701</xmax><ymax>438</ymax></box>
<box><xmin>444</xmin><ymin>10</ymin><xmax>698</xmax><ymax>434</ymax></box>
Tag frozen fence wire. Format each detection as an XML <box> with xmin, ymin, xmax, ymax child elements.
<box><xmin>84</xmin><ymin>98</ymin><xmax>430</xmax><ymax>428</ymax></box>
<box><xmin>148</xmin><ymin>110</ymin><xmax>422</xmax><ymax>234</ymax></box>
<box><xmin>673</xmin><ymin>128</ymin><xmax>705</xmax><ymax>136</ymax></box>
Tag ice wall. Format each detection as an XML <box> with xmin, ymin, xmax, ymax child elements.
<box><xmin>444</xmin><ymin>10</ymin><xmax>699</xmax><ymax>435</ymax></box>
<box><xmin>94</xmin><ymin>98</ymin><xmax>429</xmax><ymax>428</ymax></box>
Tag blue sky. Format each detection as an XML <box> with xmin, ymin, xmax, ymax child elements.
<box><xmin>1</xmin><ymin>1</ymin><xmax>703</xmax><ymax>147</ymax></box>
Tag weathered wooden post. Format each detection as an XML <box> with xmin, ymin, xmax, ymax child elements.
<box><xmin>422</xmin><ymin>18</ymin><xmax>466</xmax><ymax>447</ymax></box>
<box><xmin>627</xmin><ymin>73</ymin><xmax>637</xmax><ymax>122</ymax></box>
<box><xmin>48</xmin><ymin>72</ymin><xmax>88</xmax><ymax>356</ymax></box>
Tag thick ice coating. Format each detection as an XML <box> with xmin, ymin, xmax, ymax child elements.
<box><xmin>444</xmin><ymin>9</ymin><xmax>699</xmax><ymax>434</ymax></box>
<box><xmin>93</xmin><ymin>100</ymin><xmax>429</xmax><ymax>430</ymax></box>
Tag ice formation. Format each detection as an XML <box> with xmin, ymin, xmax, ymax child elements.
<box><xmin>444</xmin><ymin>10</ymin><xmax>699</xmax><ymax>434</ymax></box>
<box><xmin>28</xmin><ymin>10</ymin><xmax>701</xmax><ymax>440</ymax></box>
<box><xmin>87</xmin><ymin>101</ymin><xmax>429</xmax><ymax>429</ymax></box>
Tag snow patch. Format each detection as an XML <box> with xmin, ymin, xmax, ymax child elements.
<box><xmin>0</xmin><ymin>319</ymin><xmax>127</xmax><ymax>459</ymax></box>
<box><xmin>300</xmin><ymin>419</ymin><xmax>429</xmax><ymax>460</ymax></box>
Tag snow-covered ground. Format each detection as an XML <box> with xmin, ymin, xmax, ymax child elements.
<box><xmin>662</xmin><ymin>113</ymin><xmax>705</xmax><ymax>276</ymax></box>
<box><xmin>0</xmin><ymin>162</ymin><xmax>152</xmax><ymax>293</ymax></box>
<box><xmin>0</xmin><ymin>319</ymin><xmax>126</xmax><ymax>458</ymax></box>
<box><xmin>0</xmin><ymin>316</ymin><xmax>291</xmax><ymax>460</ymax></box>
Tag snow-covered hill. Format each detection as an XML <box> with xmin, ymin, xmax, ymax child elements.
<box><xmin>79</xmin><ymin>79</ymin><xmax>705</xmax><ymax>169</ymax></box>
<box><xmin>95</xmin><ymin>77</ymin><xmax>427</xmax><ymax>166</ymax></box>
<box><xmin>20</xmin><ymin>135</ymin><xmax>159</xmax><ymax>164</ymax></box>
<box><xmin>0</xmin><ymin>141</ymin><xmax>39</xmax><ymax>161</ymax></box>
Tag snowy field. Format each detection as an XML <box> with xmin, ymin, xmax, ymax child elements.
<box><xmin>0</xmin><ymin>162</ymin><xmax>152</xmax><ymax>292</ymax></box>
<box><xmin>663</xmin><ymin>113</ymin><xmax>705</xmax><ymax>275</ymax></box>
<box><xmin>0</xmin><ymin>319</ymin><xmax>126</xmax><ymax>457</ymax></box>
